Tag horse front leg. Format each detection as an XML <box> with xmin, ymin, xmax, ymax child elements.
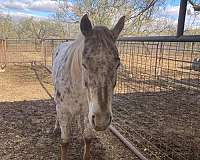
<box><xmin>82</xmin><ymin>117</ymin><xmax>95</xmax><ymax>160</ymax></box>
<box><xmin>49</xmin><ymin>106</ymin><xmax>61</xmax><ymax>136</ymax></box>
<box><xmin>83</xmin><ymin>137</ymin><xmax>92</xmax><ymax>160</ymax></box>
<box><xmin>52</xmin><ymin>117</ymin><xmax>61</xmax><ymax>136</ymax></box>
<box><xmin>60</xmin><ymin>142</ymin><xmax>68</xmax><ymax>160</ymax></box>
<box><xmin>59</xmin><ymin>115</ymin><xmax>72</xmax><ymax>160</ymax></box>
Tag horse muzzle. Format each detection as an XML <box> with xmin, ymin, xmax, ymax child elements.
<box><xmin>91</xmin><ymin>113</ymin><xmax>112</xmax><ymax>131</ymax></box>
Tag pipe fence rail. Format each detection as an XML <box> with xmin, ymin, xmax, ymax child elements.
<box><xmin>0</xmin><ymin>37</ymin><xmax>199</xmax><ymax>159</ymax></box>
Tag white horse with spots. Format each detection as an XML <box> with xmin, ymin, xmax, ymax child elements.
<box><xmin>52</xmin><ymin>14</ymin><xmax>125</xmax><ymax>160</ymax></box>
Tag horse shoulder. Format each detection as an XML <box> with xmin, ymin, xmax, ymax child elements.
<box><xmin>52</xmin><ymin>42</ymin><xmax>73</xmax><ymax>81</ymax></box>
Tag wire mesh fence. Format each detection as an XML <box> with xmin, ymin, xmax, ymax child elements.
<box><xmin>0</xmin><ymin>39</ymin><xmax>43</xmax><ymax>65</ymax></box>
<box><xmin>0</xmin><ymin>39</ymin><xmax>53</xmax><ymax>101</ymax></box>
<box><xmin>0</xmin><ymin>39</ymin><xmax>6</xmax><ymax>67</ymax></box>
<box><xmin>116</xmin><ymin>40</ymin><xmax>200</xmax><ymax>93</ymax></box>
<box><xmin>0</xmin><ymin>37</ymin><xmax>199</xmax><ymax>159</ymax></box>
<box><xmin>114</xmin><ymin>38</ymin><xmax>200</xmax><ymax>160</ymax></box>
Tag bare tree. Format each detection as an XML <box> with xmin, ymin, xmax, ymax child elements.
<box><xmin>188</xmin><ymin>0</ymin><xmax>200</xmax><ymax>11</ymax></box>
<box><xmin>19</xmin><ymin>18</ymin><xmax>64</xmax><ymax>40</ymax></box>
<box><xmin>55</xmin><ymin>0</ymin><xmax>165</xmax><ymax>35</ymax></box>
<box><xmin>0</xmin><ymin>15</ymin><xmax>15</xmax><ymax>38</ymax></box>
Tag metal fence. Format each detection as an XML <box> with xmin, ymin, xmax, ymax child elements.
<box><xmin>116</xmin><ymin>37</ymin><xmax>200</xmax><ymax>93</ymax></box>
<box><xmin>114</xmin><ymin>37</ymin><xmax>200</xmax><ymax>160</ymax></box>
<box><xmin>0</xmin><ymin>37</ymin><xmax>199</xmax><ymax>159</ymax></box>
<box><xmin>0</xmin><ymin>38</ymin><xmax>72</xmax><ymax>67</ymax></box>
<box><xmin>0</xmin><ymin>39</ymin><xmax>6</xmax><ymax>67</ymax></box>
<box><xmin>0</xmin><ymin>39</ymin><xmax>43</xmax><ymax>65</ymax></box>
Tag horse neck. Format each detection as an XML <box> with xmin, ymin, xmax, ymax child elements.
<box><xmin>70</xmin><ymin>35</ymin><xmax>84</xmax><ymax>86</ymax></box>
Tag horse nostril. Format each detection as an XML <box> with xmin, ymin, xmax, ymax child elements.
<box><xmin>92</xmin><ymin>115</ymin><xmax>95</xmax><ymax>126</ymax></box>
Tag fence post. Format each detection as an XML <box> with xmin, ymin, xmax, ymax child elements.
<box><xmin>4</xmin><ymin>39</ymin><xmax>7</xmax><ymax>66</ymax></box>
<box><xmin>176</xmin><ymin>0</ymin><xmax>187</xmax><ymax>37</ymax></box>
<box><xmin>44</xmin><ymin>40</ymin><xmax>47</xmax><ymax>67</ymax></box>
<box><xmin>0</xmin><ymin>40</ymin><xmax>2</xmax><ymax>64</ymax></box>
<box><xmin>41</xmin><ymin>40</ymin><xmax>43</xmax><ymax>62</ymax></box>
<box><xmin>157</xmin><ymin>42</ymin><xmax>163</xmax><ymax>80</ymax></box>
<box><xmin>41</xmin><ymin>40</ymin><xmax>46</xmax><ymax>67</ymax></box>
<box><xmin>0</xmin><ymin>39</ymin><xmax>7</xmax><ymax>71</ymax></box>
<box><xmin>52</xmin><ymin>40</ymin><xmax>54</xmax><ymax>67</ymax></box>
<box><xmin>154</xmin><ymin>43</ymin><xmax>159</xmax><ymax>80</ymax></box>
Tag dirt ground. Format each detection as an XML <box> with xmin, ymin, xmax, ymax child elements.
<box><xmin>112</xmin><ymin>90</ymin><xmax>200</xmax><ymax>160</ymax></box>
<box><xmin>0</xmin><ymin>99</ymin><xmax>139</xmax><ymax>160</ymax></box>
<box><xmin>0</xmin><ymin>64</ymin><xmax>138</xmax><ymax>160</ymax></box>
<box><xmin>0</xmin><ymin>62</ymin><xmax>200</xmax><ymax>160</ymax></box>
<box><xmin>0</xmin><ymin>64</ymin><xmax>53</xmax><ymax>101</ymax></box>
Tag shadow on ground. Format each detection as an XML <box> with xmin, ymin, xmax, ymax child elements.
<box><xmin>113</xmin><ymin>89</ymin><xmax>200</xmax><ymax>160</ymax></box>
<box><xmin>0</xmin><ymin>99</ymin><xmax>109</xmax><ymax>160</ymax></box>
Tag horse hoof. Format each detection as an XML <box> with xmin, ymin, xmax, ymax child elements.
<box><xmin>83</xmin><ymin>152</ymin><xmax>91</xmax><ymax>160</ymax></box>
<box><xmin>61</xmin><ymin>143</ymin><xmax>68</xmax><ymax>160</ymax></box>
<box><xmin>83</xmin><ymin>138</ymin><xmax>92</xmax><ymax>160</ymax></box>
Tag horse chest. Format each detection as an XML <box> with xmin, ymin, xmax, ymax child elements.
<box><xmin>56</xmin><ymin>84</ymin><xmax>88</xmax><ymax>115</ymax></box>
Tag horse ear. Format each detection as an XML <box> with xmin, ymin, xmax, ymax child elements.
<box><xmin>112</xmin><ymin>16</ymin><xmax>125</xmax><ymax>40</ymax></box>
<box><xmin>80</xmin><ymin>14</ymin><xmax>92</xmax><ymax>37</ymax></box>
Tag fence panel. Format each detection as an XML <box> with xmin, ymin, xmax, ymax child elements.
<box><xmin>114</xmin><ymin>39</ymin><xmax>200</xmax><ymax>160</ymax></box>
<box><xmin>0</xmin><ymin>38</ymin><xmax>199</xmax><ymax>159</ymax></box>
<box><xmin>3</xmin><ymin>39</ymin><xmax>43</xmax><ymax>64</ymax></box>
<box><xmin>116</xmin><ymin>40</ymin><xmax>200</xmax><ymax>93</ymax></box>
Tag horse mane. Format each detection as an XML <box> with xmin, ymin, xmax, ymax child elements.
<box><xmin>67</xmin><ymin>34</ymin><xmax>85</xmax><ymax>85</ymax></box>
<box><xmin>52</xmin><ymin>33</ymin><xmax>85</xmax><ymax>90</ymax></box>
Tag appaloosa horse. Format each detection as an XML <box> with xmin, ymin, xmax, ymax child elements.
<box><xmin>52</xmin><ymin>14</ymin><xmax>125</xmax><ymax>160</ymax></box>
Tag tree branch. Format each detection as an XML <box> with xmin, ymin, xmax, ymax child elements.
<box><xmin>188</xmin><ymin>0</ymin><xmax>200</xmax><ymax>11</ymax></box>
<box><xmin>128</xmin><ymin>0</ymin><xmax>159</xmax><ymax>20</ymax></box>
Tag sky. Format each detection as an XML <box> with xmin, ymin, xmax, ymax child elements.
<box><xmin>0</xmin><ymin>0</ymin><xmax>62</xmax><ymax>20</ymax></box>
<box><xmin>0</xmin><ymin>0</ymin><xmax>183</xmax><ymax>20</ymax></box>
<box><xmin>0</xmin><ymin>0</ymin><xmax>199</xmax><ymax>28</ymax></box>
